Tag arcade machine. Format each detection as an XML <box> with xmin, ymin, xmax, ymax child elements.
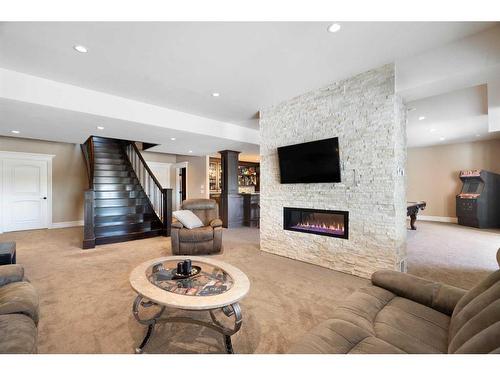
<box><xmin>456</xmin><ymin>169</ymin><xmax>500</xmax><ymax>228</ymax></box>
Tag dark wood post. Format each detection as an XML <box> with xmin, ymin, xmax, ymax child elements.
<box><xmin>220</xmin><ymin>150</ymin><xmax>243</xmax><ymax>228</ymax></box>
<box><xmin>83</xmin><ymin>189</ymin><xmax>96</xmax><ymax>249</ymax></box>
<box><xmin>162</xmin><ymin>188</ymin><xmax>173</xmax><ymax>236</ymax></box>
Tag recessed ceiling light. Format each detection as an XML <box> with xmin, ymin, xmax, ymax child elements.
<box><xmin>212</xmin><ymin>92</ymin><xmax>220</xmax><ymax>97</ymax></box>
<box><xmin>476</xmin><ymin>134</ymin><xmax>481</xmax><ymax>137</ymax></box>
<box><xmin>170</xmin><ymin>137</ymin><xmax>176</xmax><ymax>141</ymax></box>
<box><xmin>430</xmin><ymin>128</ymin><xmax>436</xmax><ymax>132</ymax></box>
<box><xmin>327</xmin><ymin>23</ymin><xmax>341</xmax><ymax>33</ymax></box>
<box><xmin>96</xmin><ymin>126</ymin><xmax>104</xmax><ymax>130</ymax></box>
<box><xmin>418</xmin><ymin>116</ymin><xmax>426</xmax><ymax>121</ymax></box>
<box><xmin>439</xmin><ymin>137</ymin><xmax>445</xmax><ymax>141</ymax></box>
<box><xmin>11</xmin><ymin>130</ymin><xmax>20</xmax><ymax>134</ymax></box>
<box><xmin>188</xmin><ymin>150</ymin><xmax>193</xmax><ymax>153</ymax></box>
<box><xmin>73</xmin><ymin>45</ymin><xmax>88</xmax><ymax>53</ymax></box>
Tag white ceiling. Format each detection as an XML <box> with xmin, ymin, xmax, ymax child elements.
<box><xmin>406</xmin><ymin>85</ymin><xmax>500</xmax><ymax>148</ymax></box>
<box><xmin>0</xmin><ymin>22</ymin><xmax>494</xmax><ymax>128</ymax></box>
<box><xmin>0</xmin><ymin>98</ymin><xmax>259</xmax><ymax>158</ymax></box>
<box><xmin>0</xmin><ymin>21</ymin><xmax>499</xmax><ymax>156</ymax></box>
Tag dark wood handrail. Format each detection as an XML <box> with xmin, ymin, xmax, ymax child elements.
<box><xmin>128</xmin><ymin>141</ymin><xmax>163</xmax><ymax>190</ymax></box>
<box><xmin>81</xmin><ymin>136</ymin><xmax>95</xmax><ymax>189</ymax></box>
<box><xmin>122</xmin><ymin>139</ymin><xmax>172</xmax><ymax>236</ymax></box>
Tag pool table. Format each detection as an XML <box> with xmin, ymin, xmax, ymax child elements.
<box><xmin>407</xmin><ymin>201</ymin><xmax>426</xmax><ymax>230</ymax></box>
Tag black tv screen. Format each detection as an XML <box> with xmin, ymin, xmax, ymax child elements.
<box><xmin>278</xmin><ymin>137</ymin><xmax>341</xmax><ymax>183</ymax></box>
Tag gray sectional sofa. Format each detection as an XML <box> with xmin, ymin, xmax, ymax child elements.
<box><xmin>0</xmin><ymin>264</ymin><xmax>39</xmax><ymax>353</ymax></box>
<box><xmin>289</xmin><ymin>250</ymin><xmax>500</xmax><ymax>354</ymax></box>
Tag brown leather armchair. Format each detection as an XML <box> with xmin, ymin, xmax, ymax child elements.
<box><xmin>170</xmin><ymin>199</ymin><xmax>223</xmax><ymax>255</ymax></box>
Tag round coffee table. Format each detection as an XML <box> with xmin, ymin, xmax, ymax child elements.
<box><xmin>129</xmin><ymin>256</ymin><xmax>250</xmax><ymax>354</ymax></box>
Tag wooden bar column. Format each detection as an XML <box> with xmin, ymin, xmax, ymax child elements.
<box><xmin>162</xmin><ymin>188</ymin><xmax>173</xmax><ymax>236</ymax></box>
<box><xmin>83</xmin><ymin>189</ymin><xmax>96</xmax><ymax>249</ymax></box>
<box><xmin>220</xmin><ymin>150</ymin><xmax>243</xmax><ymax>228</ymax></box>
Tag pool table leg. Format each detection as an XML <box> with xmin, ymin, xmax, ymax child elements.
<box><xmin>410</xmin><ymin>213</ymin><xmax>417</xmax><ymax>230</ymax></box>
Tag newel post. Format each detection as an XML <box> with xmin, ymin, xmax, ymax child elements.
<box><xmin>83</xmin><ymin>190</ymin><xmax>96</xmax><ymax>249</ymax></box>
<box><xmin>162</xmin><ymin>188</ymin><xmax>173</xmax><ymax>236</ymax></box>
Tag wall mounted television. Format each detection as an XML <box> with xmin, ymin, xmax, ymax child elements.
<box><xmin>277</xmin><ymin>137</ymin><xmax>341</xmax><ymax>184</ymax></box>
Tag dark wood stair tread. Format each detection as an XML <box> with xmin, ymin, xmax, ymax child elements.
<box><xmin>95</xmin><ymin>229</ymin><xmax>164</xmax><ymax>245</ymax></box>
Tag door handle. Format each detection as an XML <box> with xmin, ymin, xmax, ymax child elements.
<box><xmin>42</xmin><ymin>197</ymin><xmax>47</xmax><ymax>200</ymax></box>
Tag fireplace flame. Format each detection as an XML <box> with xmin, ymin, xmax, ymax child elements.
<box><xmin>294</xmin><ymin>221</ymin><xmax>344</xmax><ymax>233</ymax></box>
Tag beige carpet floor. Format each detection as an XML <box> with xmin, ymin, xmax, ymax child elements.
<box><xmin>1</xmin><ymin>220</ymin><xmax>498</xmax><ymax>354</ymax></box>
<box><xmin>407</xmin><ymin>221</ymin><xmax>500</xmax><ymax>289</ymax></box>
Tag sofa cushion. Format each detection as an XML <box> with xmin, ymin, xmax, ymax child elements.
<box><xmin>0</xmin><ymin>281</ymin><xmax>39</xmax><ymax>324</ymax></box>
<box><xmin>448</xmin><ymin>269</ymin><xmax>500</xmax><ymax>353</ymax></box>
<box><xmin>0</xmin><ymin>314</ymin><xmax>37</xmax><ymax>353</ymax></box>
<box><xmin>178</xmin><ymin>226</ymin><xmax>214</xmax><ymax>242</ymax></box>
<box><xmin>0</xmin><ymin>264</ymin><xmax>24</xmax><ymax>287</ymax></box>
<box><xmin>179</xmin><ymin>240</ymin><xmax>216</xmax><ymax>255</ymax></box>
<box><xmin>289</xmin><ymin>285</ymin><xmax>450</xmax><ymax>354</ymax></box>
<box><xmin>374</xmin><ymin>297</ymin><xmax>449</xmax><ymax>353</ymax></box>
<box><xmin>289</xmin><ymin>318</ymin><xmax>404</xmax><ymax>354</ymax></box>
<box><xmin>172</xmin><ymin>210</ymin><xmax>204</xmax><ymax>229</ymax></box>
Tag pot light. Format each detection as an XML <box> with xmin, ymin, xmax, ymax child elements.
<box><xmin>188</xmin><ymin>150</ymin><xmax>193</xmax><ymax>153</ymax></box>
<box><xmin>73</xmin><ymin>45</ymin><xmax>88</xmax><ymax>53</ymax></box>
<box><xmin>96</xmin><ymin>126</ymin><xmax>104</xmax><ymax>130</ymax></box>
<box><xmin>430</xmin><ymin>128</ymin><xmax>436</xmax><ymax>133</ymax></box>
<box><xmin>476</xmin><ymin>134</ymin><xmax>481</xmax><ymax>137</ymax></box>
<box><xmin>11</xmin><ymin>130</ymin><xmax>20</xmax><ymax>134</ymax></box>
<box><xmin>439</xmin><ymin>137</ymin><xmax>445</xmax><ymax>141</ymax></box>
<box><xmin>212</xmin><ymin>92</ymin><xmax>220</xmax><ymax>97</ymax></box>
<box><xmin>327</xmin><ymin>23</ymin><xmax>341</xmax><ymax>33</ymax></box>
<box><xmin>418</xmin><ymin>116</ymin><xmax>426</xmax><ymax>121</ymax></box>
<box><xmin>170</xmin><ymin>137</ymin><xmax>176</xmax><ymax>141</ymax></box>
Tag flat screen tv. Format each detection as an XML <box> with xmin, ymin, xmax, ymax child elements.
<box><xmin>278</xmin><ymin>137</ymin><xmax>341</xmax><ymax>183</ymax></box>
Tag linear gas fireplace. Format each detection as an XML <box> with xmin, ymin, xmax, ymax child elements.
<box><xmin>283</xmin><ymin>207</ymin><xmax>348</xmax><ymax>239</ymax></box>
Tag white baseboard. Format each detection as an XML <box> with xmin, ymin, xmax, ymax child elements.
<box><xmin>417</xmin><ymin>215</ymin><xmax>458</xmax><ymax>224</ymax></box>
<box><xmin>51</xmin><ymin>220</ymin><xmax>84</xmax><ymax>229</ymax></box>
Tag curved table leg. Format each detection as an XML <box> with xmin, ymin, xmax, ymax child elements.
<box><xmin>133</xmin><ymin>295</ymin><xmax>165</xmax><ymax>354</ymax></box>
<box><xmin>132</xmin><ymin>297</ymin><xmax>243</xmax><ymax>354</ymax></box>
<box><xmin>209</xmin><ymin>303</ymin><xmax>242</xmax><ymax>354</ymax></box>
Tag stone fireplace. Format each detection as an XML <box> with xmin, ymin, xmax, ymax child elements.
<box><xmin>283</xmin><ymin>207</ymin><xmax>348</xmax><ymax>239</ymax></box>
<box><xmin>259</xmin><ymin>64</ymin><xmax>407</xmax><ymax>279</ymax></box>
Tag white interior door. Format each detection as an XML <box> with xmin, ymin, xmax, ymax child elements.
<box><xmin>3</xmin><ymin>159</ymin><xmax>49</xmax><ymax>231</ymax></box>
<box><xmin>173</xmin><ymin>162</ymin><xmax>188</xmax><ymax>210</ymax></box>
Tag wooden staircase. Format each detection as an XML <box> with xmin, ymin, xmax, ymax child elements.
<box><xmin>81</xmin><ymin>136</ymin><xmax>172</xmax><ymax>249</ymax></box>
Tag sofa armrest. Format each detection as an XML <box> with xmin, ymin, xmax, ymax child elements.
<box><xmin>0</xmin><ymin>264</ymin><xmax>25</xmax><ymax>287</ymax></box>
<box><xmin>371</xmin><ymin>270</ymin><xmax>466</xmax><ymax>316</ymax></box>
<box><xmin>171</xmin><ymin>219</ymin><xmax>184</xmax><ymax>229</ymax></box>
<box><xmin>210</xmin><ymin>218</ymin><xmax>223</xmax><ymax>228</ymax></box>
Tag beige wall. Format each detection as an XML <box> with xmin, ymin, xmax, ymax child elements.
<box><xmin>0</xmin><ymin>136</ymin><xmax>87</xmax><ymax>222</ymax></box>
<box><xmin>176</xmin><ymin>155</ymin><xmax>209</xmax><ymax>200</ymax></box>
<box><xmin>407</xmin><ymin>139</ymin><xmax>500</xmax><ymax>218</ymax></box>
<box><xmin>140</xmin><ymin>150</ymin><xmax>176</xmax><ymax>164</ymax></box>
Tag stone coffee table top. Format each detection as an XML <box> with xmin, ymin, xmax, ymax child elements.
<box><xmin>130</xmin><ymin>256</ymin><xmax>250</xmax><ymax>310</ymax></box>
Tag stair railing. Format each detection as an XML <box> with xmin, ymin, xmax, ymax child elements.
<box><xmin>81</xmin><ymin>137</ymin><xmax>96</xmax><ymax>249</ymax></box>
<box><xmin>123</xmin><ymin>141</ymin><xmax>172</xmax><ymax>236</ymax></box>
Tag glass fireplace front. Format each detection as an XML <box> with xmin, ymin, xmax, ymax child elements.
<box><xmin>283</xmin><ymin>207</ymin><xmax>348</xmax><ymax>239</ymax></box>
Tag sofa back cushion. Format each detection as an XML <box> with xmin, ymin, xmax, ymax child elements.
<box><xmin>448</xmin><ymin>269</ymin><xmax>500</xmax><ymax>353</ymax></box>
<box><xmin>181</xmin><ymin>199</ymin><xmax>218</xmax><ymax>226</ymax></box>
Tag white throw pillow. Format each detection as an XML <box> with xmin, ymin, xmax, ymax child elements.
<box><xmin>173</xmin><ymin>210</ymin><xmax>204</xmax><ymax>229</ymax></box>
